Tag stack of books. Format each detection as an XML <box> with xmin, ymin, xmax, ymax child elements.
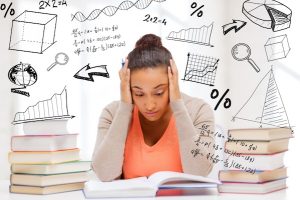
<box><xmin>8</xmin><ymin>120</ymin><xmax>91</xmax><ymax>195</ymax></box>
<box><xmin>218</xmin><ymin>128</ymin><xmax>293</xmax><ymax>194</ymax></box>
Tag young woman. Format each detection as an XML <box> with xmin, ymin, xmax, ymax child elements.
<box><xmin>92</xmin><ymin>34</ymin><xmax>215</xmax><ymax>181</ymax></box>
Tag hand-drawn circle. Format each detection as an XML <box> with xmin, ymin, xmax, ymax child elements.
<box><xmin>231</xmin><ymin>43</ymin><xmax>251</xmax><ymax>61</ymax></box>
<box><xmin>8</xmin><ymin>63</ymin><xmax>37</xmax><ymax>87</ymax></box>
<box><xmin>55</xmin><ymin>52</ymin><xmax>69</xmax><ymax>65</ymax></box>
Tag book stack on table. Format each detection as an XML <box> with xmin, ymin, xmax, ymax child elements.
<box><xmin>218</xmin><ymin>128</ymin><xmax>293</xmax><ymax>194</ymax></box>
<box><xmin>8</xmin><ymin>120</ymin><xmax>91</xmax><ymax>195</ymax></box>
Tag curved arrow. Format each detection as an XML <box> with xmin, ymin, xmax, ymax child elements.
<box><xmin>74</xmin><ymin>64</ymin><xmax>109</xmax><ymax>82</ymax></box>
<box><xmin>222</xmin><ymin>19</ymin><xmax>247</xmax><ymax>35</ymax></box>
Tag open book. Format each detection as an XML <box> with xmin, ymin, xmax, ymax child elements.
<box><xmin>83</xmin><ymin>171</ymin><xmax>220</xmax><ymax>198</ymax></box>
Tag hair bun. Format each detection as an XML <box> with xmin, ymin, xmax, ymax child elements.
<box><xmin>135</xmin><ymin>34</ymin><xmax>162</xmax><ymax>48</ymax></box>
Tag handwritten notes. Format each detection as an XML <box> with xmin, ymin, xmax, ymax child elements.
<box><xmin>71</xmin><ymin>25</ymin><xmax>126</xmax><ymax>56</ymax></box>
<box><xmin>191</xmin><ymin>124</ymin><xmax>257</xmax><ymax>174</ymax></box>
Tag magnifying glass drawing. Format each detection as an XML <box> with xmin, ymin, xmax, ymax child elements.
<box><xmin>47</xmin><ymin>52</ymin><xmax>69</xmax><ymax>71</ymax></box>
<box><xmin>231</xmin><ymin>43</ymin><xmax>260</xmax><ymax>72</ymax></box>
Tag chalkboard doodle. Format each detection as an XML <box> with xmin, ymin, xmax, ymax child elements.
<box><xmin>167</xmin><ymin>23</ymin><xmax>214</xmax><ymax>47</ymax></box>
<box><xmin>9</xmin><ymin>10</ymin><xmax>57</xmax><ymax>54</ymax></box>
<box><xmin>8</xmin><ymin>62</ymin><xmax>37</xmax><ymax>97</ymax></box>
<box><xmin>74</xmin><ymin>64</ymin><xmax>109</xmax><ymax>82</ymax></box>
<box><xmin>71</xmin><ymin>0</ymin><xmax>167</xmax><ymax>22</ymax></box>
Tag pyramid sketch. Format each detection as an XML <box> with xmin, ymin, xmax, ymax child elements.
<box><xmin>232</xmin><ymin>68</ymin><xmax>291</xmax><ymax>128</ymax></box>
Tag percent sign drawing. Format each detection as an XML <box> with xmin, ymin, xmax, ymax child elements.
<box><xmin>210</xmin><ymin>89</ymin><xmax>231</xmax><ymax>110</ymax></box>
<box><xmin>190</xmin><ymin>2</ymin><xmax>204</xmax><ymax>17</ymax></box>
<box><xmin>0</xmin><ymin>2</ymin><xmax>15</xmax><ymax>18</ymax></box>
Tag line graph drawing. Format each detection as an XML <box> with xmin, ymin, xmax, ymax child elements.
<box><xmin>167</xmin><ymin>23</ymin><xmax>214</xmax><ymax>47</ymax></box>
<box><xmin>242</xmin><ymin>0</ymin><xmax>292</xmax><ymax>32</ymax></box>
<box><xmin>232</xmin><ymin>67</ymin><xmax>291</xmax><ymax>129</ymax></box>
<box><xmin>12</xmin><ymin>87</ymin><xmax>74</xmax><ymax>124</ymax></box>
<box><xmin>74</xmin><ymin>64</ymin><xmax>109</xmax><ymax>82</ymax></box>
<box><xmin>182</xmin><ymin>53</ymin><xmax>219</xmax><ymax>86</ymax></box>
<box><xmin>71</xmin><ymin>0</ymin><xmax>166</xmax><ymax>22</ymax></box>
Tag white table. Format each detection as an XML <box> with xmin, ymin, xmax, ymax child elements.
<box><xmin>0</xmin><ymin>180</ymin><xmax>294</xmax><ymax>200</ymax></box>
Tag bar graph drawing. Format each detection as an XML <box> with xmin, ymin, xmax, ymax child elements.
<box><xmin>232</xmin><ymin>68</ymin><xmax>291</xmax><ymax>129</ymax></box>
<box><xmin>12</xmin><ymin>87</ymin><xmax>74</xmax><ymax>124</ymax></box>
<box><xmin>182</xmin><ymin>53</ymin><xmax>219</xmax><ymax>86</ymax></box>
<box><xmin>167</xmin><ymin>23</ymin><xmax>214</xmax><ymax>47</ymax></box>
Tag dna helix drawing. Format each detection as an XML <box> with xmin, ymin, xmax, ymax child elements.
<box><xmin>71</xmin><ymin>0</ymin><xmax>166</xmax><ymax>22</ymax></box>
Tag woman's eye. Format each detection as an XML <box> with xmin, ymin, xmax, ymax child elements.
<box><xmin>156</xmin><ymin>92</ymin><xmax>164</xmax><ymax>96</ymax></box>
<box><xmin>135</xmin><ymin>93</ymin><xmax>143</xmax><ymax>97</ymax></box>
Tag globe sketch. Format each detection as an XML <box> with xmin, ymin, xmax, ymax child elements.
<box><xmin>8</xmin><ymin>62</ymin><xmax>37</xmax><ymax>87</ymax></box>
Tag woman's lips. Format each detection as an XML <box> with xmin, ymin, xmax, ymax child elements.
<box><xmin>145</xmin><ymin>111</ymin><xmax>158</xmax><ymax>116</ymax></box>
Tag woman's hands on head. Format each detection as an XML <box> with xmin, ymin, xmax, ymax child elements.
<box><xmin>168</xmin><ymin>59</ymin><xmax>181</xmax><ymax>102</ymax></box>
<box><xmin>119</xmin><ymin>59</ymin><xmax>132</xmax><ymax>104</ymax></box>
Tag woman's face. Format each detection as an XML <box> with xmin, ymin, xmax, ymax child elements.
<box><xmin>130</xmin><ymin>66</ymin><xmax>170</xmax><ymax>122</ymax></box>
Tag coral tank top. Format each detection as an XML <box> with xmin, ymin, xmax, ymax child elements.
<box><xmin>123</xmin><ymin>106</ymin><xmax>183</xmax><ymax>179</ymax></box>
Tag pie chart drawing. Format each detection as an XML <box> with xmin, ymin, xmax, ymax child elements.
<box><xmin>242</xmin><ymin>0</ymin><xmax>292</xmax><ymax>32</ymax></box>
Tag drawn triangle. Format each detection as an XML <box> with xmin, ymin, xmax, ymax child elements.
<box><xmin>233</xmin><ymin>69</ymin><xmax>291</xmax><ymax>128</ymax></box>
<box><xmin>259</xmin><ymin>70</ymin><xmax>290</xmax><ymax>128</ymax></box>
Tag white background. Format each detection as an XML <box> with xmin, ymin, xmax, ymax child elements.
<box><xmin>0</xmin><ymin>0</ymin><xmax>299</xmax><ymax>196</ymax></box>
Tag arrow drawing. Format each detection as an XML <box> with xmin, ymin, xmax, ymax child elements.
<box><xmin>74</xmin><ymin>64</ymin><xmax>109</xmax><ymax>82</ymax></box>
<box><xmin>222</xmin><ymin>19</ymin><xmax>247</xmax><ymax>35</ymax></box>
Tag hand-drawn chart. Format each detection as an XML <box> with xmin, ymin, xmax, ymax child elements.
<box><xmin>12</xmin><ymin>87</ymin><xmax>74</xmax><ymax>124</ymax></box>
<box><xmin>74</xmin><ymin>64</ymin><xmax>109</xmax><ymax>82</ymax></box>
<box><xmin>182</xmin><ymin>53</ymin><xmax>219</xmax><ymax>86</ymax></box>
<box><xmin>242</xmin><ymin>0</ymin><xmax>292</xmax><ymax>32</ymax></box>
<box><xmin>8</xmin><ymin>62</ymin><xmax>37</xmax><ymax>97</ymax></box>
<box><xmin>265</xmin><ymin>34</ymin><xmax>290</xmax><ymax>61</ymax></box>
<box><xmin>167</xmin><ymin>23</ymin><xmax>214</xmax><ymax>47</ymax></box>
<box><xmin>9</xmin><ymin>10</ymin><xmax>57</xmax><ymax>54</ymax></box>
<box><xmin>71</xmin><ymin>0</ymin><xmax>166</xmax><ymax>22</ymax></box>
<box><xmin>232</xmin><ymin>68</ymin><xmax>291</xmax><ymax>129</ymax></box>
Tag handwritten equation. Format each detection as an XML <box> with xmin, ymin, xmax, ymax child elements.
<box><xmin>143</xmin><ymin>14</ymin><xmax>167</xmax><ymax>25</ymax></box>
<box><xmin>191</xmin><ymin>124</ymin><xmax>257</xmax><ymax>174</ymax></box>
<box><xmin>39</xmin><ymin>0</ymin><xmax>67</xmax><ymax>9</ymax></box>
<box><xmin>71</xmin><ymin>25</ymin><xmax>126</xmax><ymax>56</ymax></box>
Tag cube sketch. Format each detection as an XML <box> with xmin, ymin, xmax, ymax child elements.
<box><xmin>264</xmin><ymin>34</ymin><xmax>290</xmax><ymax>61</ymax></box>
<box><xmin>9</xmin><ymin>10</ymin><xmax>57</xmax><ymax>54</ymax></box>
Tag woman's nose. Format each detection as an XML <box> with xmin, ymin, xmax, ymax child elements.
<box><xmin>145</xmin><ymin>98</ymin><xmax>156</xmax><ymax>111</ymax></box>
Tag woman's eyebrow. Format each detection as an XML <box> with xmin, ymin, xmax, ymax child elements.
<box><xmin>154</xmin><ymin>84</ymin><xmax>168</xmax><ymax>89</ymax></box>
<box><xmin>131</xmin><ymin>86</ymin><xmax>142</xmax><ymax>89</ymax></box>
